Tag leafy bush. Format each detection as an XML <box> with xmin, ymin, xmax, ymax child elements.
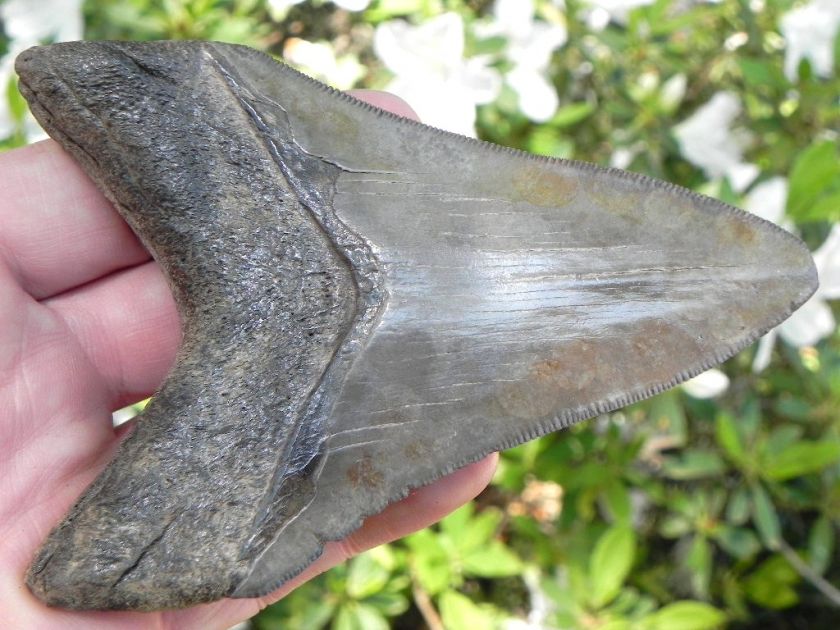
<box><xmin>2</xmin><ymin>0</ymin><xmax>838</xmax><ymax>627</ymax></box>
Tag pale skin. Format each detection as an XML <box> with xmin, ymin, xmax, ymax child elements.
<box><xmin>0</xmin><ymin>90</ymin><xmax>498</xmax><ymax>628</ymax></box>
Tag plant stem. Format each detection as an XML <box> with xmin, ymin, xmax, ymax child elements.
<box><xmin>776</xmin><ymin>538</ymin><xmax>840</xmax><ymax>608</ymax></box>
<box><xmin>411</xmin><ymin>578</ymin><xmax>444</xmax><ymax>630</ymax></box>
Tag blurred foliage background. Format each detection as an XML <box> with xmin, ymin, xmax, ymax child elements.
<box><xmin>1</xmin><ymin>0</ymin><xmax>839</xmax><ymax>628</ymax></box>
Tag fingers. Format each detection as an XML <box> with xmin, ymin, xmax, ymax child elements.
<box><xmin>0</xmin><ymin>141</ymin><xmax>149</xmax><ymax>300</ymax></box>
<box><xmin>44</xmin><ymin>261</ymin><xmax>180</xmax><ymax>409</ymax></box>
<box><xmin>347</xmin><ymin>90</ymin><xmax>420</xmax><ymax>121</ymax></box>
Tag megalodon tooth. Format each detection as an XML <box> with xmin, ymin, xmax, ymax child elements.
<box><xmin>14</xmin><ymin>40</ymin><xmax>817</xmax><ymax>611</ymax></box>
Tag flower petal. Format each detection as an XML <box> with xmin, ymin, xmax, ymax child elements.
<box><xmin>752</xmin><ymin>329</ymin><xmax>778</xmax><ymax>373</ymax></box>
<box><xmin>375</xmin><ymin>13</ymin><xmax>501</xmax><ymax>136</ymax></box>
<box><xmin>682</xmin><ymin>369</ymin><xmax>730</xmax><ymax>399</ymax></box>
<box><xmin>779</xmin><ymin>293</ymin><xmax>835</xmax><ymax>347</ymax></box>
<box><xmin>374</xmin><ymin>13</ymin><xmax>465</xmax><ymax>77</ymax></box>
<box><xmin>507</xmin><ymin>66</ymin><xmax>559</xmax><ymax>122</ymax></box>
<box><xmin>0</xmin><ymin>0</ymin><xmax>84</xmax><ymax>44</ymax></box>
<box><xmin>744</xmin><ymin>176</ymin><xmax>788</xmax><ymax>225</ymax></box>
<box><xmin>813</xmin><ymin>224</ymin><xmax>840</xmax><ymax>299</ymax></box>
<box><xmin>494</xmin><ymin>0</ymin><xmax>536</xmax><ymax>39</ymax></box>
<box><xmin>780</xmin><ymin>0</ymin><xmax>840</xmax><ymax>81</ymax></box>
<box><xmin>673</xmin><ymin>92</ymin><xmax>753</xmax><ymax>181</ymax></box>
<box><xmin>283</xmin><ymin>38</ymin><xmax>365</xmax><ymax>90</ymax></box>
<box><xmin>582</xmin><ymin>0</ymin><xmax>655</xmax><ymax>27</ymax></box>
<box><xmin>726</xmin><ymin>162</ymin><xmax>759</xmax><ymax>193</ymax></box>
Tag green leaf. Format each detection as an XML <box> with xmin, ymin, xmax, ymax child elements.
<box><xmin>406</xmin><ymin>530</ymin><xmax>454</xmax><ymax>595</ymax></box>
<box><xmin>787</xmin><ymin>140</ymin><xmax>840</xmax><ymax>220</ymax></box>
<box><xmin>550</xmin><ymin>101</ymin><xmax>595</xmax><ymax>128</ymax></box>
<box><xmin>713</xmin><ymin>525</ymin><xmax>761</xmax><ymax>560</ymax></box>
<box><xmin>446</xmin><ymin>506</ymin><xmax>503</xmax><ymax>554</ymax></box>
<box><xmin>6</xmin><ymin>77</ymin><xmax>29</xmax><ymax>124</ymax></box>
<box><xmin>808</xmin><ymin>516</ymin><xmax>834</xmax><ymax>575</ymax></box>
<box><xmin>364</xmin><ymin>591</ymin><xmax>409</xmax><ymax>617</ymax></box>
<box><xmin>662</xmin><ymin>450</ymin><xmax>726</xmax><ymax>480</ymax></box>
<box><xmin>751</xmin><ymin>484</ymin><xmax>781</xmax><ymax>549</ymax></box>
<box><xmin>462</xmin><ymin>541</ymin><xmax>522</xmax><ymax>577</ymax></box>
<box><xmin>659</xmin><ymin>514</ymin><xmax>691</xmax><ymax>539</ymax></box>
<box><xmin>796</xmin><ymin>189</ymin><xmax>840</xmax><ymax>222</ymax></box>
<box><xmin>333</xmin><ymin>602</ymin><xmax>389</xmax><ymax>630</ymax></box>
<box><xmin>256</xmin><ymin>591</ymin><xmax>336</xmax><ymax>630</ymax></box>
<box><xmin>739</xmin><ymin>57</ymin><xmax>785</xmax><ymax>89</ymax></box>
<box><xmin>762</xmin><ymin>440</ymin><xmax>840</xmax><ymax>480</ymax></box>
<box><xmin>763</xmin><ymin>425</ymin><xmax>803</xmax><ymax>458</ymax></box>
<box><xmin>643</xmin><ymin>601</ymin><xmax>727</xmax><ymax>630</ymax></box>
<box><xmin>208</xmin><ymin>16</ymin><xmax>262</xmax><ymax>45</ymax></box>
<box><xmin>726</xmin><ymin>486</ymin><xmax>751</xmax><ymax>525</ymax></box>
<box><xmin>602</xmin><ymin>480</ymin><xmax>632</xmax><ymax>525</ymax></box>
<box><xmin>299</xmin><ymin>599</ymin><xmax>337</xmax><ymax>630</ymax></box>
<box><xmin>715</xmin><ymin>413</ymin><xmax>745</xmax><ymax>465</ymax></box>
<box><xmin>539</xmin><ymin>571</ymin><xmax>578</xmax><ymax>613</ymax></box>
<box><xmin>527</xmin><ymin>127</ymin><xmax>575</xmax><ymax>159</ymax></box>
<box><xmin>686</xmin><ymin>536</ymin><xmax>712</xmax><ymax>598</ymax></box>
<box><xmin>744</xmin><ymin>555</ymin><xmax>800</xmax><ymax>610</ymax></box>
<box><xmin>648</xmin><ymin>389</ymin><xmax>687</xmax><ymax>445</ymax></box>
<box><xmin>440</xmin><ymin>502</ymin><xmax>473</xmax><ymax>536</ymax></box>
<box><xmin>346</xmin><ymin>552</ymin><xmax>390</xmax><ymax>600</ymax></box>
<box><xmin>773</xmin><ymin>396</ymin><xmax>813</xmax><ymax>422</ymax></box>
<box><xmin>588</xmin><ymin>526</ymin><xmax>636</xmax><ymax>608</ymax></box>
<box><xmin>365</xmin><ymin>0</ymin><xmax>426</xmax><ymax>21</ymax></box>
<box><xmin>737</xmin><ymin>398</ymin><xmax>762</xmax><ymax>444</ymax></box>
<box><xmin>438</xmin><ymin>590</ymin><xmax>495</xmax><ymax>630</ymax></box>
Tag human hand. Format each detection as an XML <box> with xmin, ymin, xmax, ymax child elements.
<box><xmin>0</xmin><ymin>90</ymin><xmax>497</xmax><ymax>629</ymax></box>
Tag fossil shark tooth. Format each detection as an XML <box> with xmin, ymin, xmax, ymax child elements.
<box><xmin>15</xmin><ymin>40</ymin><xmax>816</xmax><ymax>611</ymax></box>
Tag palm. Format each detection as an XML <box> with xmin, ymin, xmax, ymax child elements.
<box><xmin>0</xmin><ymin>93</ymin><xmax>496</xmax><ymax>628</ymax></box>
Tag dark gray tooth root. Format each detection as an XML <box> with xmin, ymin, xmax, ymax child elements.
<box><xmin>15</xmin><ymin>40</ymin><xmax>817</xmax><ymax>611</ymax></box>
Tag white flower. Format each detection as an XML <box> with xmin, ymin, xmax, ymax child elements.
<box><xmin>682</xmin><ymin>369</ymin><xmax>730</xmax><ymax>399</ymax></box>
<box><xmin>0</xmin><ymin>0</ymin><xmax>85</xmax><ymax>143</ymax></box>
<box><xmin>754</xmin><ymin>226</ymin><xmax>840</xmax><ymax>371</ymax></box>
<box><xmin>267</xmin><ymin>0</ymin><xmax>301</xmax><ymax>19</ymax></box>
<box><xmin>479</xmin><ymin>0</ymin><xmax>567</xmax><ymax>122</ymax></box>
<box><xmin>780</xmin><ymin>0</ymin><xmax>840</xmax><ymax>81</ymax></box>
<box><xmin>673</xmin><ymin>92</ymin><xmax>758</xmax><ymax>192</ymax></box>
<box><xmin>780</xmin><ymin>225</ymin><xmax>840</xmax><ymax>346</ymax></box>
<box><xmin>374</xmin><ymin>13</ymin><xmax>502</xmax><ymax>136</ymax></box>
<box><xmin>744</xmin><ymin>175</ymin><xmax>794</xmax><ymax>235</ymax></box>
<box><xmin>744</xmin><ymin>176</ymin><xmax>788</xmax><ymax>225</ymax></box>
<box><xmin>610</xmin><ymin>145</ymin><xmax>640</xmax><ymax>169</ymax></box>
<box><xmin>746</xmin><ymin>179</ymin><xmax>840</xmax><ymax>371</ymax></box>
<box><xmin>283</xmin><ymin>38</ymin><xmax>365</xmax><ymax>90</ymax></box>
<box><xmin>581</xmin><ymin>0</ymin><xmax>655</xmax><ymax>31</ymax></box>
<box><xmin>659</xmin><ymin>73</ymin><xmax>687</xmax><ymax>112</ymax></box>
<box><xmin>0</xmin><ymin>0</ymin><xmax>84</xmax><ymax>44</ymax></box>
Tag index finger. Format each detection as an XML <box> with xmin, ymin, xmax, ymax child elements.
<box><xmin>0</xmin><ymin>140</ymin><xmax>149</xmax><ymax>299</ymax></box>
